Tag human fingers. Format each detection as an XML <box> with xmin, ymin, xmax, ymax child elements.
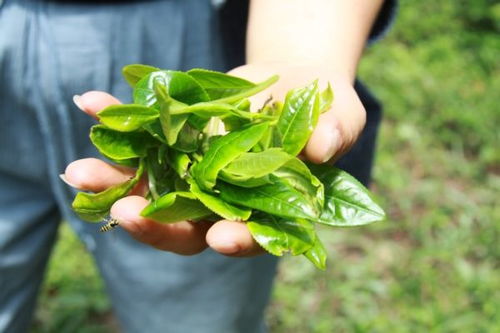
<box><xmin>73</xmin><ymin>91</ymin><xmax>121</xmax><ymax>118</ymax></box>
<box><xmin>111</xmin><ymin>196</ymin><xmax>211</xmax><ymax>255</ymax></box>
<box><xmin>206</xmin><ymin>220</ymin><xmax>265</xmax><ymax>257</ymax></box>
<box><xmin>304</xmin><ymin>83</ymin><xmax>366</xmax><ymax>163</ymax></box>
<box><xmin>63</xmin><ymin>158</ymin><xmax>147</xmax><ymax>195</ymax></box>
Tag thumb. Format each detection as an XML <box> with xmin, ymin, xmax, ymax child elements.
<box><xmin>304</xmin><ymin>84</ymin><xmax>366</xmax><ymax>164</ymax></box>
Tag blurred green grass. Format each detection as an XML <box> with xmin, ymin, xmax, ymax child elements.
<box><xmin>33</xmin><ymin>1</ymin><xmax>499</xmax><ymax>332</ymax></box>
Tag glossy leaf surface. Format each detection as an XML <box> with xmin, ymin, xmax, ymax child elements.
<box><xmin>192</xmin><ymin>122</ymin><xmax>269</xmax><ymax>191</ymax></box>
<box><xmin>141</xmin><ymin>191</ymin><xmax>212</xmax><ymax>223</ymax></box>
<box><xmin>218</xmin><ymin>176</ymin><xmax>318</xmax><ymax>220</ymax></box>
<box><xmin>247</xmin><ymin>216</ymin><xmax>315</xmax><ymax>256</ymax></box>
<box><xmin>187</xmin><ymin>69</ymin><xmax>256</xmax><ymax>100</ymax></box>
<box><xmin>71</xmin><ymin>162</ymin><xmax>144</xmax><ymax>222</ymax></box>
<box><xmin>276</xmin><ymin>80</ymin><xmax>320</xmax><ymax>155</ymax></box>
<box><xmin>223</xmin><ymin>148</ymin><xmax>293</xmax><ymax>179</ymax></box>
<box><xmin>304</xmin><ymin>235</ymin><xmax>327</xmax><ymax>270</ymax></box>
<box><xmin>90</xmin><ymin>125</ymin><xmax>157</xmax><ymax>160</ymax></box>
<box><xmin>190</xmin><ymin>181</ymin><xmax>251</xmax><ymax>221</ymax></box>
<box><xmin>122</xmin><ymin>64</ymin><xmax>160</xmax><ymax>87</ymax></box>
<box><xmin>212</xmin><ymin>75</ymin><xmax>279</xmax><ymax>104</ymax></box>
<box><xmin>97</xmin><ymin>104</ymin><xmax>158</xmax><ymax>132</ymax></box>
<box><xmin>319</xmin><ymin>83</ymin><xmax>334</xmax><ymax>113</ymax></box>
<box><xmin>310</xmin><ymin>165</ymin><xmax>386</xmax><ymax>226</ymax></box>
<box><xmin>134</xmin><ymin>70</ymin><xmax>209</xmax><ymax>107</ymax></box>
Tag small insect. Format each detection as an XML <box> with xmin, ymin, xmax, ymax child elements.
<box><xmin>100</xmin><ymin>217</ymin><xmax>120</xmax><ymax>232</ymax></box>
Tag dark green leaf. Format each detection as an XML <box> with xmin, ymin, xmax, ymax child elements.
<box><xmin>97</xmin><ymin>104</ymin><xmax>158</xmax><ymax>132</ymax></box>
<box><xmin>276</xmin><ymin>80</ymin><xmax>320</xmax><ymax>155</ymax></box>
<box><xmin>71</xmin><ymin>162</ymin><xmax>145</xmax><ymax>222</ymax></box>
<box><xmin>134</xmin><ymin>70</ymin><xmax>209</xmax><ymax>107</ymax></box>
<box><xmin>247</xmin><ymin>216</ymin><xmax>315</xmax><ymax>256</ymax></box>
<box><xmin>310</xmin><ymin>165</ymin><xmax>386</xmax><ymax>226</ymax></box>
<box><xmin>122</xmin><ymin>64</ymin><xmax>160</xmax><ymax>87</ymax></box>
<box><xmin>143</xmin><ymin>120</ymin><xmax>167</xmax><ymax>144</ymax></box>
<box><xmin>187</xmin><ymin>68</ymin><xmax>256</xmax><ymax>100</ymax></box>
<box><xmin>218</xmin><ymin>176</ymin><xmax>318</xmax><ymax>220</ymax></box>
<box><xmin>190</xmin><ymin>181</ymin><xmax>251</xmax><ymax>221</ymax></box>
<box><xmin>90</xmin><ymin>125</ymin><xmax>157</xmax><ymax>160</ymax></box>
<box><xmin>191</xmin><ymin>122</ymin><xmax>270</xmax><ymax>191</ymax></box>
<box><xmin>141</xmin><ymin>191</ymin><xmax>212</xmax><ymax>223</ymax></box>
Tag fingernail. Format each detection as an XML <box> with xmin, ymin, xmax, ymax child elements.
<box><xmin>322</xmin><ymin>128</ymin><xmax>341</xmax><ymax>163</ymax></box>
<box><xmin>59</xmin><ymin>174</ymin><xmax>79</xmax><ymax>188</ymax></box>
<box><xmin>213</xmin><ymin>241</ymin><xmax>241</xmax><ymax>255</ymax></box>
<box><xmin>73</xmin><ymin>95</ymin><xmax>84</xmax><ymax>111</ymax></box>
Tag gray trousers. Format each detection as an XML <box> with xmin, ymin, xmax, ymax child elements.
<box><xmin>0</xmin><ymin>1</ymin><xmax>278</xmax><ymax>332</ymax></box>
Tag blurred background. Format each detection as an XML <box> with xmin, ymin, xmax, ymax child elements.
<box><xmin>32</xmin><ymin>1</ymin><xmax>499</xmax><ymax>332</ymax></box>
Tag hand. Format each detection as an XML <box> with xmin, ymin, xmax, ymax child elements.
<box><xmin>65</xmin><ymin>63</ymin><xmax>366</xmax><ymax>256</ymax></box>
<box><xmin>229</xmin><ymin>63</ymin><xmax>366</xmax><ymax>163</ymax></box>
<box><xmin>66</xmin><ymin>91</ymin><xmax>264</xmax><ymax>257</ymax></box>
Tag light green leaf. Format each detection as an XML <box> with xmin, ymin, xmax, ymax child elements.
<box><xmin>223</xmin><ymin>148</ymin><xmax>293</xmax><ymax>179</ymax></box>
<box><xmin>319</xmin><ymin>82</ymin><xmax>334</xmax><ymax>113</ymax></box>
<box><xmin>97</xmin><ymin>104</ymin><xmax>158</xmax><ymax>132</ymax></box>
<box><xmin>187</xmin><ymin>68</ymin><xmax>256</xmax><ymax>100</ymax></box>
<box><xmin>141</xmin><ymin>191</ymin><xmax>212</xmax><ymax>223</ymax></box>
<box><xmin>247</xmin><ymin>216</ymin><xmax>315</xmax><ymax>256</ymax></box>
<box><xmin>191</xmin><ymin>122</ymin><xmax>270</xmax><ymax>191</ymax></box>
<box><xmin>122</xmin><ymin>64</ymin><xmax>160</xmax><ymax>87</ymax></box>
<box><xmin>71</xmin><ymin>162</ymin><xmax>145</xmax><ymax>222</ymax></box>
<box><xmin>190</xmin><ymin>181</ymin><xmax>251</xmax><ymax>221</ymax></box>
<box><xmin>304</xmin><ymin>236</ymin><xmax>327</xmax><ymax>270</ymax></box>
<box><xmin>276</xmin><ymin>80</ymin><xmax>320</xmax><ymax>155</ymax></box>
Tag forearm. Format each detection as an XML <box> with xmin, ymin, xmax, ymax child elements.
<box><xmin>246</xmin><ymin>0</ymin><xmax>384</xmax><ymax>81</ymax></box>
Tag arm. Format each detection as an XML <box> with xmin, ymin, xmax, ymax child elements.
<box><xmin>231</xmin><ymin>0</ymin><xmax>384</xmax><ymax>163</ymax></box>
<box><xmin>247</xmin><ymin>0</ymin><xmax>384</xmax><ymax>81</ymax></box>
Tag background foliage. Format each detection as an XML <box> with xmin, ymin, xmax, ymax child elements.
<box><xmin>32</xmin><ymin>0</ymin><xmax>499</xmax><ymax>331</ymax></box>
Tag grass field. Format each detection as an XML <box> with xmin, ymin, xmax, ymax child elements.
<box><xmin>32</xmin><ymin>1</ymin><xmax>499</xmax><ymax>332</ymax></box>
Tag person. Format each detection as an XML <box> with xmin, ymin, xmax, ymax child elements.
<box><xmin>0</xmin><ymin>0</ymin><xmax>396</xmax><ymax>332</ymax></box>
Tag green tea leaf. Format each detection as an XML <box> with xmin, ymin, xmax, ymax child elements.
<box><xmin>90</xmin><ymin>125</ymin><xmax>157</xmax><ymax>160</ymax></box>
<box><xmin>187</xmin><ymin>68</ymin><xmax>256</xmax><ymax>100</ymax></box>
<box><xmin>141</xmin><ymin>191</ymin><xmax>212</xmax><ymax>223</ymax></box>
<box><xmin>304</xmin><ymin>235</ymin><xmax>327</xmax><ymax>270</ymax></box>
<box><xmin>167</xmin><ymin>149</ymin><xmax>191</xmax><ymax>178</ymax></box>
<box><xmin>247</xmin><ymin>215</ymin><xmax>315</xmax><ymax>256</ymax></box>
<box><xmin>218</xmin><ymin>176</ymin><xmax>318</xmax><ymax>220</ymax></box>
<box><xmin>134</xmin><ymin>70</ymin><xmax>209</xmax><ymax>107</ymax></box>
<box><xmin>273</xmin><ymin>158</ymin><xmax>324</xmax><ymax>211</ymax></box>
<box><xmin>97</xmin><ymin>104</ymin><xmax>158</xmax><ymax>132</ymax></box>
<box><xmin>72</xmin><ymin>162</ymin><xmax>145</xmax><ymax>222</ymax></box>
<box><xmin>223</xmin><ymin>148</ymin><xmax>293</xmax><ymax>179</ymax></box>
<box><xmin>319</xmin><ymin>83</ymin><xmax>334</xmax><ymax>113</ymax></box>
<box><xmin>276</xmin><ymin>80</ymin><xmax>320</xmax><ymax>155</ymax></box>
<box><xmin>310</xmin><ymin>165</ymin><xmax>386</xmax><ymax>226</ymax></box>
<box><xmin>191</xmin><ymin>122</ymin><xmax>270</xmax><ymax>191</ymax></box>
<box><xmin>212</xmin><ymin>75</ymin><xmax>279</xmax><ymax>104</ymax></box>
<box><xmin>190</xmin><ymin>181</ymin><xmax>251</xmax><ymax>221</ymax></box>
<box><xmin>154</xmin><ymin>83</ymin><xmax>190</xmax><ymax>146</ymax></box>
<box><xmin>122</xmin><ymin>64</ymin><xmax>160</xmax><ymax>87</ymax></box>
<box><xmin>218</xmin><ymin>172</ymin><xmax>273</xmax><ymax>188</ymax></box>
